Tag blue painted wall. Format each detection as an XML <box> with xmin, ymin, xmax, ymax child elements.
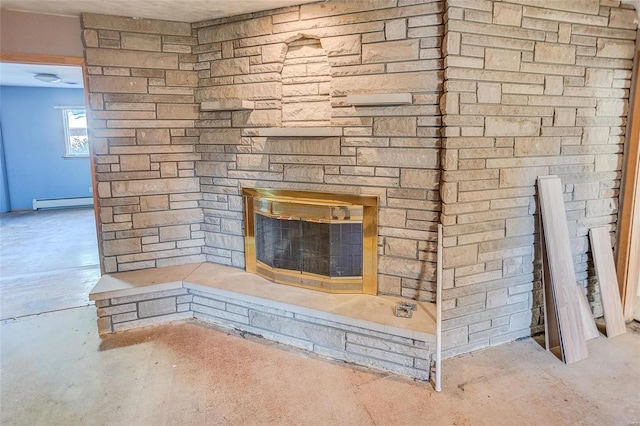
<box><xmin>0</xmin><ymin>86</ymin><xmax>91</xmax><ymax>211</ymax></box>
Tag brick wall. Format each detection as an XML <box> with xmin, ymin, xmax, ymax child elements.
<box><xmin>439</xmin><ymin>0</ymin><xmax>636</xmax><ymax>356</ymax></box>
<box><xmin>82</xmin><ymin>14</ymin><xmax>207</xmax><ymax>273</ymax></box>
<box><xmin>83</xmin><ymin>0</ymin><xmax>637</xmax><ymax>358</ymax></box>
<box><xmin>192</xmin><ymin>1</ymin><xmax>444</xmax><ymax>301</ymax></box>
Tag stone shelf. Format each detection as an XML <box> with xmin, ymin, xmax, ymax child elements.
<box><xmin>346</xmin><ymin>93</ymin><xmax>413</xmax><ymax>106</ymax></box>
<box><xmin>255</xmin><ymin>127</ymin><xmax>343</xmax><ymax>137</ymax></box>
<box><xmin>200</xmin><ymin>99</ymin><xmax>255</xmax><ymax>111</ymax></box>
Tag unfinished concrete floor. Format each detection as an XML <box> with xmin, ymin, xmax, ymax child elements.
<box><xmin>0</xmin><ymin>208</ymin><xmax>100</xmax><ymax>319</ymax></box>
<box><xmin>1</xmin><ymin>208</ymin><xmax>639</xmax><ymax>424</ymax></box>
<box><xmin>1</xmin><ymin>305</ymin><xmax>638</xmax><ymax>425</ymax></box>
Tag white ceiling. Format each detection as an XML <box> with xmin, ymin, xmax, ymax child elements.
<box><xmin>0</xmin><ymin>0</ymin><xmax>320</xmax><ymax>23</ymax></box>
<box><xmin>0</xmin><ymin>63</ymin><xmax>84</xmax><ymax>89</ymax></box>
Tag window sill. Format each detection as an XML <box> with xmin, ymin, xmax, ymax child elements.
<box><xmin>62</xmin><ymin>155</ymin><xmax>90</xmax><ymax>159</ymax></box>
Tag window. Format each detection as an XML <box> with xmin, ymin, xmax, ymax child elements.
<box><xmin>61</xmin><ymin>108</ymin><xmax>89</xmax><ymax>157</ymax></box>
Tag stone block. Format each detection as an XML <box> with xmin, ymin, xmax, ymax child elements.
<box><xmin>534</xmin><ymin>42</ymin><xmax>576</xmax><ymax>64</ymax></box>
<box><xmin>140</xmin><ymin>195</ymin><xmax>169</xmax><ymax>211</ymax></box>
<box><xmin>198</xmin><ymin>16</ymin><xmax>272</xmax><ymax>43</ymax></box>
<box><xmin>137</xmin><ymin>129</ymin><xmax>171</xmax><ymax>145</ymax></box>
<box><xmin>97</xmin><ymin>303</ymin><xmax>137</xmax><ymax>317</ymax></box>
<box><xmin>373</xmin><ymin>117</ymin><xmax>417</xmax><ymax>137</ymax></box>
<box><xmin>400</xmin><ymin>169</ymin><xmax>439</xmax><ymax>189</ymax></box>
<box><xmin>282</xmin><ymin>102</ymin><xmax>331</xmax><ymax>122</ymax></box>
<box><xmin>596</xmin><ymin>39</ymin><xmax>634</xmax><ymax>59</ymax></box>
<box><xmin>97</xmin><ymin>317</ymin><xmax>112</xmax><ymax>334</ymax></box>
<box><xmin>160</xmin><ymin>225</ymin><xmax>191</xmax><ymax>241</ymax></box>
<box><xmin>120</xmin><ymin>155</ymin><xmax>151</xmax><ymax>172</ymax></box>
<box><xmin>200</xmin><ymin>129</ymin><xmax>242</xmax><ymax>144</ymax></box>
<box><xmin>596</xmin><ymin>99</ymin><xmax>627</xmax><ymax>117</ymax></box>
<box><xmin>121</xmin><ymin>33</ymin><xmax>161</xmax><ymax>51</ymax></box>
<box><xmin>261</xmin><ymin>43</ymin><xmax>287</xmax><ymax>63</ymax></box>
<box><xmin>205</xmin><ymin>233</ymin><xmax>245</xmax><ymax>251</ymax></box>
<box><xmin>485</xmin><ymin>48</ymin><xmax>521</xmax><ymax>71</ymax></box>
<box><xmin>544</xmin><ymin>75</ymin><xmax>563</xmax><ymax>95</ymax></box>
<box><xmin>132</xmin><ymin>208</ymin><xmax>204</xmax><ymax>228</ymax></box>
<box><xmin>609</xmin><ymin>8</ymin><xmax>637</xmax><ymax>29</ymax></box>
<box><xmin>362</xmin><ymin>39</ymin><xmax>419</xmax><ymax>63</ymax></box>
<box><xmin>493</xmin><ymin>3</ymin><xmax>522</xmax><ymax>26</ymax></box>
<box><xmin>249</xmin><ymin>311</ymin><xmax>345</xmax><ymax>349</ymax></box>
<box><xmin>196</xmin><ymin>82</ymin><xmax>282</xmax><ymax>101</ymax></box>
<box><xmin>485</xmin><ymin>117</ymin><xmax>540</xmax><ymax>137</ymax></box>
<box><xmin>284</xmin><ymin>165</ymin><xmax>324</xmax><ymax>182</ymax></box>
<box><xmin>594</xmin><ymin>154</ymin><xmax>621</xmax><ymax>172</ymax></box>
<box><xmin>86</xmin><ymin>48</ymin><xmax>178</xmax><ymax>70</ymax></box>
<box><xmin>384</xmin><ymin>237</ymin><xmax>417</xmax><ymax>258</ymax></box>
<box><xmin>112</xmin><ymin>178</ymin><xmax>200</xmax><ymax>197</ymax></box>
<box><xmin>477</xmin><ymin>82</ymin><xmax>501</xmax><ymax>104</ymax></box>
<box><xmin>236</xmin><ymin>154</ymin><xmax>269</xmax><ymax>170</ymax></box>
<box><xmin>357</xmin><ymin>148</ymin><xmax>438</xmax><ymax>169</ymax></box>
<box><xmin>500</xmin><ymin>166</ymin><xmax>549</xmax><ymax>187</ymax></box>
<box><xmin>585</xmin><ymin>68</ymin><xmax>614</xmax><ymax>88</ymax></box>
<box><xmin>211</xmin><ymin>57</ymin><xmax>250</xmax><ymax>77</ymax></box>
<box><xmin>261</xmin><ymin>138</ymin><xmax>341</xmax><ymax>156</ymax></box>
<box><xmin>443</xmin><ymin>244</ymin><xmax>478</xmax><ymax>268</ymax></box>
<box><xmin>332</xmin><ymin>71</ymin><xmax>438</xmax><ymax>95</ymax></box>
<box><xmin>195</xmin><ymin>162</ymin><xmax>227</xmax><ymax>177</ymax></box>
<box><xmin>554</xmin><ymin>108</ymin><xmax>576</xmax><ymax>127</ymax></box>
<box><xmin>112</xmin><ymin>312</ymin><xmax>138</xmax><ymax>323</ymax></box>
<box><xmin>157</xmin><ymin>104</ymin><xmax>199</xmax><ymax>120</ymax></box>
<box><xmin>582</xmin><ymin>127</ymin><xmax>610</xmax><ymax>145</ymax></box>
<box><xmin>165</xmin><ymin>71</ymin><xmax>199</xmax><ymax>87</ymax></box>
<box><xmin>82</xmin><ymin>13</ymin><xmax>191</xmax><ymax>36</ymax></box>
<box><xmin>514</xmin><ymin>137</ymin><xmax>560</xmax><ymax>156</ymax></box>
<box><xmin>89</xmin><ymin>76</ymin><xmax>148</xmax><ymax>94</ymax></box>
<box><xmin>103</xmin><ymin>237</ymin><xmax>141</xmax><ymax>256</ymax></box>
<box><xmin>573</xmin><ymin>182</ymin><xmax>599</xmax><ymax>201</ymax></box>
<box><xmin>385</xmin><ymin>19</ymin><xmax>407</xmax><ymax>40</ymax></box>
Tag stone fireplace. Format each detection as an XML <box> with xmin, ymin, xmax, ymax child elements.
<box><xmin>242</xmin><ymin>188</ymin><xmax>378</xmax><ymax>294</ymax></box>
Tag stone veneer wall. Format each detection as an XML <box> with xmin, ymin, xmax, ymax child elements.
<box><xmin>192</xmin><ymin>0</ymin><xmax>444</xmax><ymax>301</ymax></box>
<box><xmin>82</xmin><ymin>0</ymin><xmax>637</xmax><ymax>359</ymax></box>
<box><xmin>82</xmin><ymin>14</ymin><xmax>207</xmax><ymax>273</ymax></box>
<box><xmin>439</xmin><ymin>0</ymin><xmax>636</xmax><ymax>356</ymax></box>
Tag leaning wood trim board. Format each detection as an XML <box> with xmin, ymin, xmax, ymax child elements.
<box><xmin>589</xmin><ymin>227</ymin><xmax>627</xmax><ymax>338</ymax></box>
<box><xmin>540</xmin><ymin>213</ymin><xmax>562</xmax><ymax>357</ymax></box>
<box><xmin>538</xmin><ymin>176</ymin><xmax>589</xmax><ymax>364</ymax></box>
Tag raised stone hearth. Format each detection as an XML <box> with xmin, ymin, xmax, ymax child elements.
<box><xmin>90</xmin><ymin>263</ymin><xmax>436</xmax><ymax>380</ymax></box>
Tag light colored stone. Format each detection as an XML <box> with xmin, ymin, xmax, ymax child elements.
<box><xmin>357</xmin><ymin>148</ymin><xmax>438</xmax><ymax>168</ymax></box>
<box><xmin>137</xmin><ymin>129</ymin><xmax>171</xmax><ymax>145</ymax></box>
<box><xmin>198</xmin><ymin>16</ymin><xmax>271</xmax><ymax>43</ymax></box>
<box><xmin>121</xmin><ymin>33</ymin><xmax>161</xmax><ymax>51</ymax></box>
<box><xmin>485</xmin><ymin>48</ymin><xmax>521</xmax><ymax>71</ymax></box>
<box><xmin>83</xmin><ymin>13</ymin><xmax>191</xmax><ymax>36</ymax></box>
<box><xmin>211</xmin><ymin>57</ymin><xmax>250</xmax><ymax>77</ymax></box>
<box><xmin>332</xmin><ymin>71</ymin><xmax>438</xmax><ymax>95</ymax></box>
<box><xmin>132</xmin><ymin>208</ymin><xmax>204</xmax><ymax>228</ymax></box>
<box><xmin>493</xmin><ymin>3</ymin><xmax>522</xmax><ymax>26</ymax></box>
<box><xmin>485</xmin><ymin>117</ymin><xmax>540</xmax><ymax>137</ymax></box>
<box><xmin>86</xmin><ymin>48</ymin><xmax>178</xmax><ymax>69</ymax></box>
<box><xmin>120</xmin><ymin>155</ymin><xmax>151</xmax><ymax>171</ymax></box>
<box><xmin>261</xmin><ymin>43</ymin><xmax>287</xmax><ymax>63</ymax></box>
<box><xmin>385</xmin><ymin>19</ymin><xmax>407</xmax><ymax>40</ymax></box>
<box><xmin>196</xmin><ymin>82</ymin><xmax>282</xmax><ymax>101</ymax></box>
<box><xmin>534</xmin><ymin>42</ymin><xmax>576</xmax><ymax>64</ymax></box>
<box><xmin>596</xmin><ymin>39</ymin><xmax>635</xmax><ymax>59</ymax></box>
<box><xmin>362</xmin><ymin>40</ymin><xmax>419</xmax><ymax>63</ymax></box>
<box><xmin>500</xmin><ymin>166</ymin><xmax>549</xmax><ymax>187</ymax></box>
<box><xmin>140</xmin><ymin>195</ymin><xmax>169</xmax><ymax>212</ymax></box>
<box><xmin>112</xmin><ymin>178</ymin><xmax>200</xmax><ymax>197</ymax></box>
<box><xmin>554</xmin><ymin>108</ymin><xmax>576</xmax><ymax>126</ymax></box>
<box><xmin>157</xmin><ymin>104</ymin><xmax>199</xmax><ymax>120</ymax></box>
<box><xmin>103</xmin><ymin>238</ymin><xmax>141</xmax><ymax>256</ymax></box>
<box><xmin>166</xmin><ymin>70</ymin><xmax>199</xmax><ymax>87</ymax></box>
<box><xmin>160</xmin><ymin>225</ymin><xmax>191</xmax><ymax>241</ymax></box>
<box><xmin>585</xmin><ymin>68</ymin><xmax>614</xmax><ymax>88</ymax></box>
<box><xmin>609</xmin><ymin>8</ymin><xmax>638</xmax><ymax>29</ymax></box>
<box><xmin>373</xmin><ymin>117</ymin><xmax>417</xmax><ymax>137</ymax></box>
<box><xmin>139</xmin><ymin>297</ymin><xmax>177</xmax><ymax>318</ymax></box>
<box><xmin>477</xmin><ymin>82</ymin><xmax>501</xmax><ymax>103</ymax></box>
<box><xmin>284</xmin><ymin>165</ymin><xmax>324</xmax><ymax>182</ymax></box>
<box><xmin>400</xmin><ymin>169</ymin><xmax>439</xmax><ymax>189</ymax></box>
<box><xmin>88</xmin><ymin>76</ymin><xmax>148</xmax><ymax>94</ymax></box>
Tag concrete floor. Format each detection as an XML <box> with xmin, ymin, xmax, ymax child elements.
<box><xmin>0</xmin><ymin>208</ymin><xmax>100</xmax><ymax>319</ymax></box>
<box><xmin>0</xmin><ymin>208</ymin><xmax>639</xmax><ymax>425</ymax></box>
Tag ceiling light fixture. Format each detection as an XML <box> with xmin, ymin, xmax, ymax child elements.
<box><xmin>33</xmin><ymin>73</ymin><xmax>61</xmax><ymax>83</ymax></box>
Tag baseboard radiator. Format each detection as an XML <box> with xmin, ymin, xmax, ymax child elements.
<box><xmin>32</xmin><ymin>197</ymin><xmax>94</xmax><ymax>210</ymax></box>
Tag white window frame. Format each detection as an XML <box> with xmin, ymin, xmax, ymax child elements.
<box><xmin>60</xmin><ymin>106</ymin><xmax>89</xmax><ymax>158</ymax></box>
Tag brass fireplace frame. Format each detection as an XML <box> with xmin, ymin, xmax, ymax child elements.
<box><xmin>242</xmin><ymin>188</ymin><xmax>378</xmax><ymax>295</ymax></box>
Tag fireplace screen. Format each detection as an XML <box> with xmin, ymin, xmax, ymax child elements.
<box><xmin>242</xmin><ymin>188</ymin><xmax>378</xmax><ymax>294</ymax></box>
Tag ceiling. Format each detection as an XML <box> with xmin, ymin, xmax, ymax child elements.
<box><xmin>0</xmin><ymin>0</ymin><xmax>320</xmax><ymax>23</ymax></box>
<box><xmin>0</xmin><ymin>63</ymin><xmax>84</xmax><ymax>89</ymax></box>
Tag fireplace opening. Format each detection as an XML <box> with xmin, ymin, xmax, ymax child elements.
<box><xmin>242</xmin><ymin>188</ymin><xmax>378</xmax><ymax>294</ymax></box>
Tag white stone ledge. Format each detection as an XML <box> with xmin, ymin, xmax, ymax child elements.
<box><xmin>200</xmin><ymin>99</ymin><xmax>255</xmax><ymax>111</ymax></box>
<box><xmin>255</xmin><ymin>127</ymin><xmax>343</xmax><ymax>137</ymax></box>
<box><xmin>90</xmin><ymin>262</ymin><xmax>435</xmax><ymax>342</ymax></box>
<box><xmin>346</xmin><ymin>93</ymin><xmax>413</xmax><ymax>106</ymax></box>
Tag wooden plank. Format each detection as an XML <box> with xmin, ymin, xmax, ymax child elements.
<box><xmin>575</xmin><ymin>286</ymin><xmax>599</xmax><ymax>340</ymax></box>
<box><xmin>538</xmin><ymin>176</ymin><xmax>589</xmax><ymax>364</ymax></box>
<box><xmin>539</xmin><ymin>214</ymin><xmax>562</xmax><ymax>357</ymax></box>
<box><xmin>590</xmin><ymin>226</ymin><xmax>627</xmax><ymax>338</ymax></box>
<box><xmin>617</xmin><ymin>52</ymin><xmax>640</xmax><ymax>321</ymax></box>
